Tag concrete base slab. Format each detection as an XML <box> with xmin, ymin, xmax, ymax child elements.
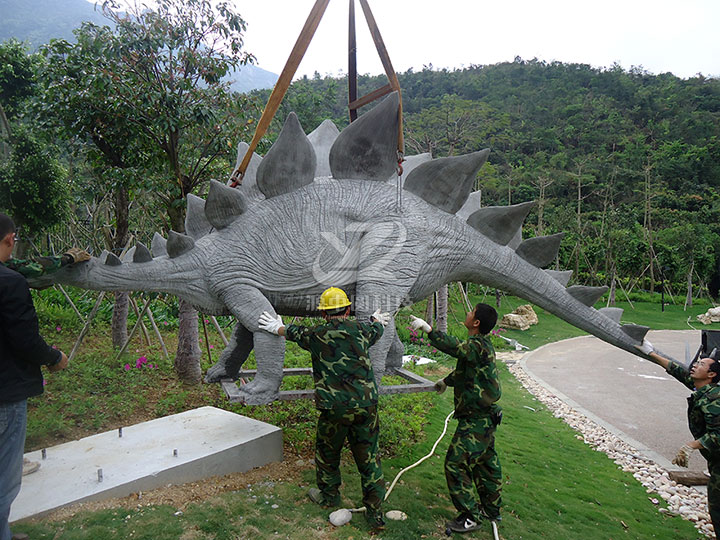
<box><xmin>11</xmin><ymin>406</ymin><xmax>283</xmax><ymax>522</ymax></box>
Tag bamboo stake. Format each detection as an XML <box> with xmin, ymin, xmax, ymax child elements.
<box><xmin>115</xmin><ymin>297</ymin><xmax>153</xmax><ymax>361</ymax></box>
<box><xmin>201</xmin><ymin>315</ymin><xmax>213</xmax><ymax>365</ymax></box>
<box><xmin>55</xmin><ymin>284</ymin><xmax>84</xmax><ymax>322</ymax></box>
<box><xmin>130</xmin><ymin>296</ymin><xmax>152</xmax><ymax>346</ymax></box>
<box><xmin>69</xmin><ymin>292</ymin><xmax>105</xmax><ymax>362</ymax></box>
<box><xmin>210</xmin><ymin>315</ymin><xmax>229</xmax><ymax>346</ymax></box>
<box><xmin>145</xmin><ymin>303</ymin><xmax>170</xmax><ymax>361</ymax></box>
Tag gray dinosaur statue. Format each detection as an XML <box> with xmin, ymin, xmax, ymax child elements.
<box><xmin>29</xmin><ymin>92</ymin><xmax>677</xmax><ymax>404</ymax></box>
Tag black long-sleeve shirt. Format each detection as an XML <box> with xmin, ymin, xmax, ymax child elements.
<box><xmin>0</xmin><ymin>265</ymin><xmax>61</xmax><ymax>403</ymax></box>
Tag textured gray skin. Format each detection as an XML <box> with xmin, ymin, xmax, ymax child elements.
<box><xmin>29</xmin><ymin>92</ymin><xmax>677</xmax><ymax>404</ymax></box>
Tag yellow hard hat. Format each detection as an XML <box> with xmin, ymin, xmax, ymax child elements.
<box><xmin>317</xmin><ymin>287</ymin><xmax>351</xmax><ymax>311</ymax></box>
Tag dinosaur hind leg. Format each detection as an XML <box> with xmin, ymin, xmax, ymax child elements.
<box><xmin>218</xmin><ymin>284</ymin><xmax>287</xmax><ymax>404</ymax></box>
<box><xmin>204</xmin><ymin>322</ymin><xmax>253</xmax><ymax>383</ymax></box>
<box><xmin>386</xmin><ymin>329</ymin><xmax>405</xmax><ymax>369</ymax></box>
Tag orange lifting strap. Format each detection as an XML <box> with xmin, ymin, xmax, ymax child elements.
<box><xmin>230</xmin><ymin>0</ymin><xmax>404</xmax><ymax>187</ymax></box>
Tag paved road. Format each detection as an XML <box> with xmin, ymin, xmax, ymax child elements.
<box><xmin>523</xmin><ymin>329</ymin><xmax>709</xmax><ymax>472</ymax></box>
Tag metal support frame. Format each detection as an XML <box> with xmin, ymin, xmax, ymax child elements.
<box><xmin>221</xmin><ymin>366</ymin><xmax>435</xmax><ymax>403</ymax></box>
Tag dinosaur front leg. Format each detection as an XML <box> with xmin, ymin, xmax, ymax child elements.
<box><xmin>204</xmin><ymin>322</ymin><xmax>254</xmax><ymax>383</ymax></box>
<box><xmin>218</xmin><ymin>284</ymin><xmax>286</xmax><ymax>405</ymax></box>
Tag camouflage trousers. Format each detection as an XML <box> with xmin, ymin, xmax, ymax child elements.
<box><xmin>315</xmin><ymin>405</ymin><xmax>385</xmax><ymax>515</ymax></box>
<box><xmin>445</xmin><ymin>416</ymin><xmax>502</xmax><ymax>521</ymax></box>
<box><xmin>707</xmin><ymin>457</ymin><xmax>720</xmax><ymax>536</ymax></box>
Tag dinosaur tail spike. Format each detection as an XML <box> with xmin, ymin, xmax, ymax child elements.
<box><xmin>622</xmin><ymin>324</ymin><xmax>650</xmax><ymax>342</ymax></box>
<box><xmin>105</xmin><ymin>252</ymin><xmax>122</xmax><ymax>266</ymax></box>
<box><xmin>151</xmin><ymin>233</ymin><xmax>167</xmax><ymax>257</ymax></box>
<box><xmin>166</xmin><ymin>231</ymin><xmax>195</xmax><ymax>258</ymax></box>
<box><xmin>97</xmin><ymin>250</ymin><xmax>109</xmax><ymax>264</ymax></box>
<box><xmin>515</xmin><ymin>233</ymin><xmax>564</xmax><ymax>268</ymax></box>
<box><xmin>404</xmin><ymin>149</ymin><xmax>490</xmax><ymax>214</ymax></box>
<box><xmin>566</xmin><ymin>285</ymin><xmax>608</xmax><ymax>307</ymax></box>
<box><xmin>329</xmin><ymin>91</ymin><xmax>399</xmax><ymax>182</ymax></box>
<box><xmin>124</xmin><ymin>246</ymin><xmax>136</xmax><ymax>261</ymax></box>
<box><xmin>466</xmin><ymin>201</ymin><xmax>536</xmax><ymax>245</ymax></box>
<box><xmin>133</xmin><ymin>242</ymin><xmax>153</xmax><ymax>263</ymax></box>
<box><xmin>186</xmin><ymin>194</ymin><xmax>213</xmax><ymax>240</ymax></box>
<box><xmin>598</xmin><ymin>307</ymin><xmax>624</xmax><ymax>323</ymax></box>
<box><xmin>256</xmin><ymin>112</ymin><xmax>316</xmax><ymax>198</ymax></box>
<box><xmin>205</xmin><ymin>179</ymin><xmax>247</xmax><ymax>229</ymax></box>
<box><xmin>545</xmin><ymin>269</ymin><xmax>573</xmax><ymax>287</ymax></box>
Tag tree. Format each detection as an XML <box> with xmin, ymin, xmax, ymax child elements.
<box><xmin>0</xmin><ymin>128</ymin><xmax>68</xmax><ymax>256</ymax></box>
<box><xmin>42</xmin><ymin>0</ymin><xmax>255</xmax><ymax>382</ymax></box>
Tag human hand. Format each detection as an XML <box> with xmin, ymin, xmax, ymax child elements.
<box><xmin>258</xmin><ymin>311</ymin><xmax>283</xmax><ymax>335</ymax></box>
<box><xmin>371</xmin><ymin>309</ymin><xmax>391</xmax><ymax>327</ymax></box>
<box><xmin>48</xmin><ymin>351</ymin><xmax>69</xmax><ymax>373</ymax></box>
<box><xmin>409</xmin><ymin>315</ymin><xmax>431</xmax><ymax>333</ymax></box>
<box><xmin>64</xmin><ymin>247</ymin><xmax>91</xmax><ymax>264</ymax></box>
<box><xmin>434</xmin><ymin>379</ymin><xmax>447</xmax><ymax>394</ymax></box>
<box><xmin>672</xmin><ymin>444</ymin><xmax>694</xmax><ymax>468</ymax></box>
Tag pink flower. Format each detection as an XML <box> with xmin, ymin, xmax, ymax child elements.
<box><xmin>209</xmin><ymin>345</ymin><xmax>214</xmax><ymax>349</ymax></box>
<box><xmin>52</xmin><ymin>345</ymin><xmax>57</xmax><ymax>349</ymax></box>
<box><xmin>124</xmin><ymin>364</ymin><xmax>131</xmax><ymax>371</ymax></box>
<box><xmin>204</xmin><ymin>319</ymin><xmax>209</xmax><ymax>323</ymax></box>
<box><xmin>43</xmin><ymin>379</ymin><xmax>47</xmax><ymax>386</ymax></box>
<box><xmin>56</xmin><ymin>326</ymin><xmax>62</xmax><ymax>332</ymax></box>
<box><xmin>148</xmin><ymin>363</ymin><xmax>155</xmax><ymax>369</ymax></box>
<box><xmin>163</xmin><ymin>321</ymin><xmax>168</xmax><ymax>326</ymax></box>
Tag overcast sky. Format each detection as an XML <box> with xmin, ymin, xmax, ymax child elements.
<box><xmin>231</xmin><ymin>0</ymin><xmax>720</xmax><ymax>79</ymax></box>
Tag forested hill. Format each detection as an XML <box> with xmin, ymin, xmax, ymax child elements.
<box><xmin>0</xmin><ymin>0</ymin><xmax>106</xmax><ymax>47</ymax></box>
<box><xmin>262</xmin><ymin>60</ymin><xmax>720</xmax><ymax>296</ymax></box>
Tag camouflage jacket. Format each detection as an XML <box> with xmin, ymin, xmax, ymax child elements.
<box><xmin>4</xmin><ymin>256</ymin><xmax>67</xmax><ymax>279</ymax></box>
<box><xmin>285</xmin><ymin>318</ymin><xmax>383</xmax><ymax>410</ymax></box>
<box><xmin>668</xmin><ymin>362</ymin><xmax>720</xmax><ymax>458</ymax></box>
<box><xmin>429</xmin><ymin>330</ymin><xmax>501</xmax><ymax>420</ymax></box>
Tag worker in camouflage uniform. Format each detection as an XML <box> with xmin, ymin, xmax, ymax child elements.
<box><xmin>5</xmin><ymin>247</ymin><xmax>91</xmax><ymax>280</ymax></box>
<box><xmin>258</xmin><ymin>287</ymin><xmax>391</xmax><ymax>533</ymax></box>
<box><xmin>411</xmin><ymin>303</ymin><xmax>502</xmax><ymax>534</ymax></box>
<box><xmin>639</xmin><ymin>339</ymin><xmax>720</xmax><ymax>536</ymax></box>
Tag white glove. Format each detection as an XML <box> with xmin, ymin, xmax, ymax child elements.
<box><xmin>409</xmin><ymin>315</ymin><xmax>431</xmax><ymax>333</ymax></box>
<box><xmin>434</xmin><ymin>379</ymin><xmax>447</xmax><ymax>394</ymax></box>
<box><xmin>258</xmin><ymin>311</ymin><xmax>283</xmax><ymax>335</ymax></box>
<box><xmin>371</xmin><ymin>309</ymin><xmax>391</xmax><ymax>327</ymax></box>
<box><xmin>637</xmin><ymin>339</ymin><xmax>654</xmax><ymax>355</ymax></box>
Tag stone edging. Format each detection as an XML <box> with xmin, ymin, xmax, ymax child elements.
<box><xmin>499</xmin><ymin>350</ymin><xmax>714</xmax><ymax>538</ymax></box>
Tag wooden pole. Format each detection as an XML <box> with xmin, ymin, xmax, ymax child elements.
<box><xmin>348</xmin><ymin>0</ymin><xmax>358</xmax><ymax>122</ymax></box>
<box><xmin>231</xmin><ymin>0</ymin><xmax>331</xmax><ymax>185</ymax></box>
<box><xmin>358</xmin><ymin>0</ymin><xmax>404</xmax><ymax>153</ymax></box>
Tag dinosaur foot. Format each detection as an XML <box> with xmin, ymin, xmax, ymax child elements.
<box><xmin>235</xmin><ymin>376</ymin><xmax>282</xmax><ymax>405</ymax></box>
<box><xmin>204</xmin><ymin>361</ymin><xmax>238</xmax><ymax>383</ymax></box>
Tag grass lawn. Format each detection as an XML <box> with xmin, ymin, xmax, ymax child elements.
<box><xmin>10</xmin><ymin>288</ymin><xmax>714</xmax><ymax>538</ymax></box>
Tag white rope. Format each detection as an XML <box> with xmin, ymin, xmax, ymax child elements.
<box><xmin>384</xmin><ymin>409</ymin><xmax>454</xmax><ymax>500</ymax></box>
<box><xmin>346</xmin><ymin>409</ymin><xmax>455</xmax><ymax>514</ymax></box>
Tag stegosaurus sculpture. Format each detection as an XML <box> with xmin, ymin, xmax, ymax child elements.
<box><xmin>32</xmin><ymin>93</ymin><xmax>675</xmax><ymax>404</ymax></box>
